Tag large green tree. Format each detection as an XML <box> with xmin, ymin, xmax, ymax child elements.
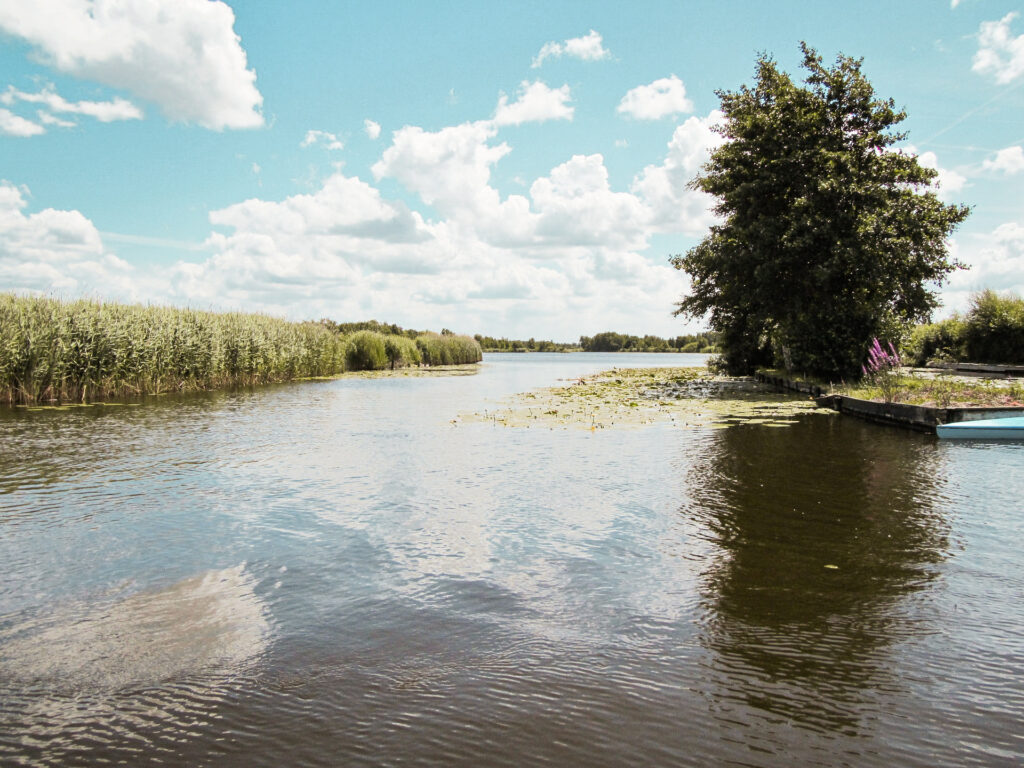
<box><xmin>672</xmin><ymin>44</ymin><xmax>970</xmax><ymax>379</ymax></box>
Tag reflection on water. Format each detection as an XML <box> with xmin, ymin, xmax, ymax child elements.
<box><xmin>684</xmin><ymin>417</ymin><xmax>951</xmax><ymax>733</ymax></box>
<box><xmin>1</xmin><ymin>353</ymin><xmax>1022</xmax><ymax>767</ymax></box>
<box><xmin>0</xmin><ymin>564</ymin><xmax>270</xmax><ymax>764</ymax></box>
<box><xmin>2</xmin><ymin>564</ymin><xmax>270</xmax><ymax>690</ymax></box>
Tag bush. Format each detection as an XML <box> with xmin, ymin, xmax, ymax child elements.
<box><xmin>903</xmin><ymin>290</ymin><xmax>1024</xmax><ymax>366</ymax></box>
<box><xmin>415</xmin><ymin>332</ymin><xmax>482</xmax><ymax>366</ymax></box>
<box><xmin>904</xmin><ymin>317</ymin><xmax>966</xmax><ymax>366</ymax></box>
<box><xmin>346</xmin><ymin>330</ymin><xmax>389</xmax><ymax>371</ymax></box>
<box><xmin>383</xmin><ymin>335</ymin><xmax>421</xmax><ymax>369</ymax></box>
<box><xmin>962</xmin><ymin>290</ymin><xmax>1024</xmax><ymax>364</ymax></box>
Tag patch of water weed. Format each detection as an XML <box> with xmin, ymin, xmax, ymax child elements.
<box><xmin>459</xmin><ymin>367</ymin><xmax>833</xmax><ymax>430</ymax></box>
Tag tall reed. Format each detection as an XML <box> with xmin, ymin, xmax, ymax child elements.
<box><xmin>0</xmin><ymin>294</ymin><xmax>349</xmax><ymax>404</ymax></box>
<box><xmin>0</xmin><ymin>295</ymin><xmax>484</xmax><ymax>405</ymax></box>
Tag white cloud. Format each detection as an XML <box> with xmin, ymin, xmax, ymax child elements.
<box><xmin>364</xmin><ymin>119</ymin><xmax>381</xmax><ymax>140</ymax></box>
<box><xmin>982</xmin><ymin>145</ymin><xmax>1024</xmax><ymax>174</ymax></box>
<box><xmin>632</xmin><ymin>110</ymin><xmax>727</xmax><ymax>235</ymax></box>
<box><xmin>2</xmin><ymin>85</ymin><xmax>142</xmax><ymax>122</ymax></box>
<box><xmin>372</xmin><ymin>121</ymin><xmax>514</xmax><ymax>222</ymax></box>
<box><xmin>943</xmin><ymin>222</ymin><xmax>1024</xmax><ymax>313</ymax></box>
<box><xmin>911</xmin><ymin>148</ymin><xmax>968</xmax><ymax>201</ymax></box>
<box><xmin>493</xmin><ymin>81</ymin><xmax>573</xmax><ymax>126</ymax></box>
<box><xmin>2</xmin><ymin>80</ymin><xmax>729</xmax><ymax>337</ymax></box>
<box><xmin>170</xmin><ymin>100</ymin><xmax>733</xmax><ymax>334</ymax></box>
<box><xmin>531</xmin><ymin>30</ymin><xmax>610</xmax><ymax>68</ymax></box>
<box><xmin>530</xmin><ymin>154</ymin><xmax>649</xmax><ymax>250</ymax></box>
<box><xmin>0</xmin><ymin>180</ymin><xmax>138</xmax><ymax>296</ymax></box>
<box><xmin>0</xmin><ymin>0</ymin><xmax>263</xmax><ymax>130</ymax></box>
<box><xmin>210</xmin><ymin>173</ymin><xmax>428</xmax><ymax>243</ymax></box>
<box><xmin>617</xmin><ymin>75</ymin><xmax>693</xmax><ymax>120</ymax></box>
<box><xmin>973</xmin><ymin>12</ymin><xmax>1024</xmax><ymax>84</ymax></box>
<box><xmin>0</xmin><ymin>108</ymin><xmax>44</xmax><ymax>137</ymax></box>
<box><xmin>301</xmin><ymin>129</ymin><xmax>343</xmax><ymax>150</ymax></box>
<box><xmin>37</xmin><ymin>111</ymin><xmax>77</xmax><ymax>128</ymax></box>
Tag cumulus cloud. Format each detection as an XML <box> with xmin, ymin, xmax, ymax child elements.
<box><xmin>617</xmin><ymin>75</ymin><xmax>693</xmax><ymax>120</ymax></box>
<box><xmin>0</xmin><ymin>0</ymin><xmax>263</xmax><ymax>130</ymax></box>
<box><xmin>973</xmin><ymin>12</ymin><xmax>1024</xmax><ymax>84</ymax></box>
<box><xmin>0</xmin><ymin>180</ymin><xmax>138</xmax><ymax>296</ymax></box>
<box><xmin>301</xmin><ymin>129</ymin><xmax>343</xmax><ymax>150</ymax></box>
<box><xmin>210</xmin><ymin>173</ymin><xmax>428</xmax><ymax>243</ymax></box>
<box><xmin>908</xmin><ymin>147</ymin><xmax>967</xmax><ymax>201</ymax></box>
<box><xmin>943</xmin><ymin>222</ymin><xmax>1024</xmax><ymax>313</ymax></box>
<box><xmin>0</xmin><ymin>108</ymin><xmax>44</xmax><ymax>137</ymax></box>
<box><xmin>372</xmin><ymin>121</ymin><xmax>515</xmax><ymax>222</ymax></box>
<box><xmin>530</xmin><ymin>154</ymin><xmax>648</xmax><ymax>250</ymax></box>
<box><xmin>364</xmin><ymin>119</ymin><xmax>381</xmax><ymax>140</ymax></box>
<box><xmin>155</xmin><ymin>117</ymin><xmax>697</xmax><ymax>336</ymax></box>
<box><xmin>1</xmin><ymin>75</ymin><xmax>727</xmax><ymax>337</ymax></box>
<box><xmin>2</xmin><ymin>85</ymin><xmax>142</xmax><ymax>123</ymax></box>
<box><xmin>982</xmin><ymin>145</ymin><xmax>1024</xmax><ymax>174</ymax></box>
<box><xmin>493</xmin><ymin>81</ymin><xmax>573</xmax><ymax>126</ymax></box>
<box><xmin>531</xmin><ymin>30</ymin><xmax>610</xmax><ymax>68</ymax></box>
<box><xmin>632</xmin><ymin>110</ymin><xmax>727</xmax><ymax>234</ymax></box>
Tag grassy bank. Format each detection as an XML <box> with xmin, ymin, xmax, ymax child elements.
<box><xmin>841</xmin><ymin>375</ymin><xmax>1024</xmax><ymax>408</ymax></box>
<box><xmin>758</xmin><ymin>366</ymin><xmax>1024</xmax><ymax>408</ymax></box>
<box><xmin>0</xmin><ymin>295</ymin><xmax>481</xmax><ymax>405</ymax></box>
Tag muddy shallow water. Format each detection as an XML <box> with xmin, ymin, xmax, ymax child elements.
<box><xmin>1</xmin><ymin>352</ymin><xmax>1022</xmax><ymax>767</ymax></box>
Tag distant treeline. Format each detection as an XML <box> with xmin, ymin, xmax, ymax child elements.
<box><xmin>474</xmin><ymin>335</ymin><xmax>577</xmax><ymax>352</ymax></box>
<box><xmin>0</xmin><ymin>295</ymin><xmax>481</xmax><ymax>405</ymax></box>
<box><xmin>579</xmin><ymin>331</ymin><xmax>719</xmax><ymax>353</ymax></box>
<box><xmin>474</xmin><ymin>331</ymin><xmax>719</xmax><ymax>353</ymax></box>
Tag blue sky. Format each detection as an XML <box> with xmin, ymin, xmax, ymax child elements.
<box><xmin>1</xmin><ymin>0</ymin><xmax>1022</xmax><ymax>339</ymax></box>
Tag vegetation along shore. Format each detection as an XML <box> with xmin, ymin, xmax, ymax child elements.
<box><xmin>0</xmin><ymin>294</ymin><xmax>481</xmax><ymax>406</ymax></box>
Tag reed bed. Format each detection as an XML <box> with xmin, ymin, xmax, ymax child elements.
<box><xmin>0</xmin><ymin>295</ymin><xmax>482</xmax><ymax>405</ymax></box>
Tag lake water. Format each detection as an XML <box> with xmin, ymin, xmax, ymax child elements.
<box><xmin>1</xmin><ymin>352</ymin><xmax>1022</xmax><ymax>767</ymax></box>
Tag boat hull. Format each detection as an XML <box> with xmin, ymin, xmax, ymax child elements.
<box><xmin>937</xmin><ymin>416</ymin><xmax>1024</xmax><ymax>439</ymax></box>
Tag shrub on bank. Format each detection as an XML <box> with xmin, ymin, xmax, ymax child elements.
<box><xmin>962</xmin><ymin>290</ymin><xmax>1024</xmax><ymax>364</ymax></box>
<box><xmin>415</xmin><ymin>332</ymin><xmax>483</xmax><ymax>366</ymax></box>
<box><xmin>383</xmin><ymin>335</ymin><xmax>422</xmax><ymax>369</ymax></box>
<box><xmin>346</xmin><ymin>330</ymin><xmax>388</xmax><ymax>371</ymax></box>
<box><xmin>905</xmin><ymin>317</ymin><xmax>966</xmax><ymax>366</ymax></box>
<box><xmin>904</xmin><ymin>290</ymin><xmax>1024</xmax><ymax>366</ymax></box>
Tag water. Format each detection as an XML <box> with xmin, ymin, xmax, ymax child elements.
<box><xmin>1</xmin><ymin>352</ymin><xmax>1022</xmax><ymax>767</ymax></box>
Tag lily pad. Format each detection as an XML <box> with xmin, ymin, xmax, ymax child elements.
<box><xmin>460</xmin><ymin>367</ymin><xmax>835</xmax><ymax>431</ymax></box>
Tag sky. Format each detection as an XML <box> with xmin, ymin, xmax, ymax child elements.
<box><xmin>0</xmin><ymin>0</ymin><xmax>1022</xmax><ymax>341</ymax></box>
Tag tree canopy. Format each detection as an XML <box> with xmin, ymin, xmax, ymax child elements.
<box><xmin>672</xmin><ymin>44</ymin><xmax>970</xmax><ymax>379</ymax></box>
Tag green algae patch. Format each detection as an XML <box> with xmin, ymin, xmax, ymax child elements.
<box><xmin>459</xmin><ymin>367</ymin><xmax>834</xmax><ymax>430</ymax></box>
<box><xmin>333</xmin><ymin>364</ymin><xmax>481</xmax><ymax>379</ymax></box>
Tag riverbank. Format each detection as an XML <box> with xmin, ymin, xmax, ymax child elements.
<box><xmin>756</xmin><ymin>368</ymin><xmax>1024</xmax><ymax>432</ymax></box>
<box><xmin>757</xmin><ymin>367</ymin><xmax>1024</xmax><ymax>408</ymax></box>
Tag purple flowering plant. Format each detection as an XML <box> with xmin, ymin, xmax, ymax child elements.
<box><xmin>862</xmin><ymin>338</ymin><xmax>902</xmax><ymax>402</ymax></box>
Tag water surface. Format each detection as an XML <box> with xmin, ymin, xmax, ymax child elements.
<box><xmin>1</xmin><ymin>353</ymin><xmax>1022</xmax><ymax>766</ymax></box>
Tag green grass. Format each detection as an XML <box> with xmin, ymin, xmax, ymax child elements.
<box><xmin>0</xmin><ymin>295</ymin><xmax>482</xmax><ymax>405</ymax></box>
<box><xmin>842</xmin><ymin>375</ymin><xmax>1024</xmax><ymax>408</ymax></box>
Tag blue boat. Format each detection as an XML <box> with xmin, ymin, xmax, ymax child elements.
<box><xmin>937</xmin><ymin>415</ymin><xmax>1024</xmax><ymax>439</ymax></box>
